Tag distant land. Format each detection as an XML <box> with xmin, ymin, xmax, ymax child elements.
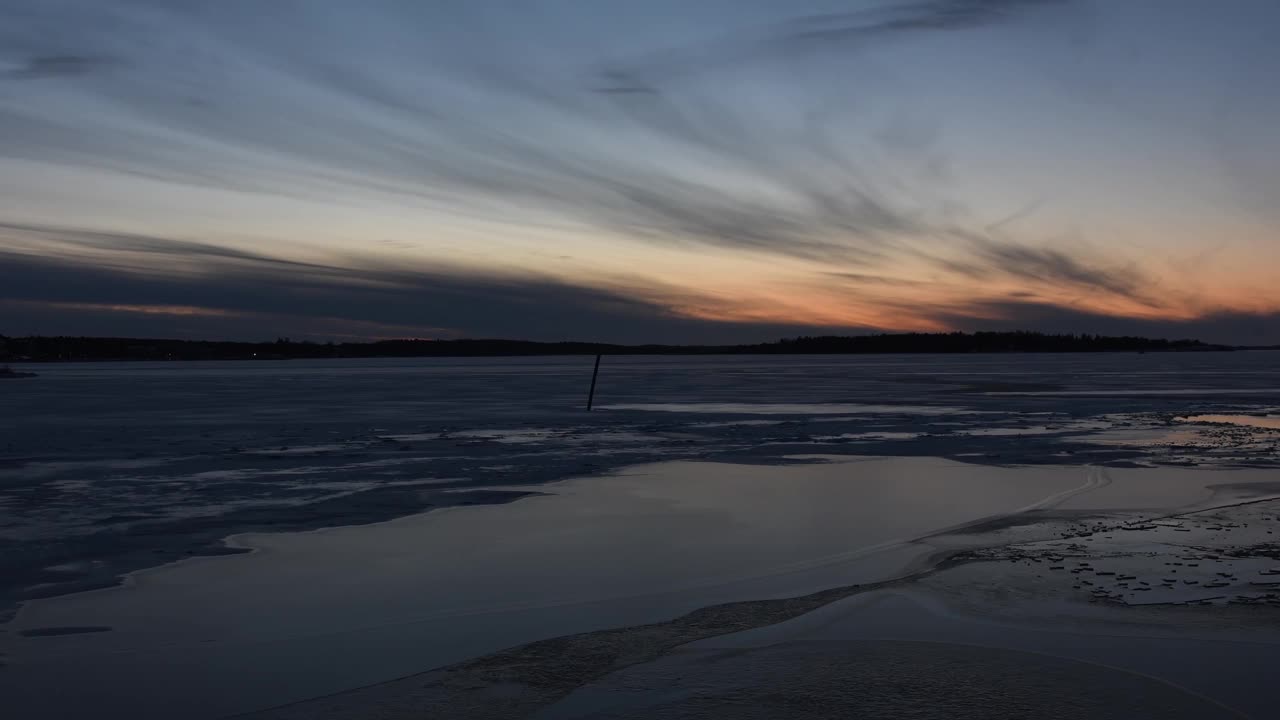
<box><xmin>0</xmin><ymin>332</ymin><xmax>1237</xmax><ymax>363</ymax></box>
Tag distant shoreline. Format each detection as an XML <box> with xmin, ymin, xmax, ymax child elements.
<box><xmin>2</xmin><ymin>347</ymin><xmax>1250</xmax><ymax>365</ymax></box>
<box><xmin>0</xmin><ymin>331</ymin><xmax>1242</xmax><ymax>363</ymax></box>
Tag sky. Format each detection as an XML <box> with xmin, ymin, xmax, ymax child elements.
<box><xmin>1</xmin><ymin>0</ymin><xmax>1278</xmax><ymax>344</ymax></box>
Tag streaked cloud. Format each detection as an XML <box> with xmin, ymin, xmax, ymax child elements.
<box><xmin>0</xmin><ymin>1</ymin><xmax>1277</xmax><ymax>342</ymax></box>
<box><xmin>598</xmin><ymin>0</ymin><xmax>1071</xmax><ymax>88</ymax></box>
<box><xmin>1</xmin><ymin>54</ymin><xmax>112</xmax><ymax>80</ymax></box>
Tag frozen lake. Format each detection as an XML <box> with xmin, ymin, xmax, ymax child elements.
<box><xmin>3</xmin><ymin>352</ymin><xmax>1280</xmax><ymax>717</ymax></box>
<box><xmin>5</xmin><ymin>457</ymin><xmax>1095</xmax><ymax>718</ymax></box>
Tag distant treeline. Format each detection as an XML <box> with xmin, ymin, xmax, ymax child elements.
<box><xmin>0</xmin><ymin>331</ymin><xmax>1227</xmax><ymax>362</ymax></box>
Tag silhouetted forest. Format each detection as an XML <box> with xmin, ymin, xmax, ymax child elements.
<box><xmin>0</xmin><ymin>332</ymin><xmax>1228</xmax><ymax>362</ymax></box>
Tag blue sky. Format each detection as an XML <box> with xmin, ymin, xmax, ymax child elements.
<box><xmin>2</xmin><ymin>0</ymin><xmax>1278</xmax><ymax>343</ymax></box>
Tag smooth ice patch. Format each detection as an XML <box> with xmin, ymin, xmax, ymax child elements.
<box><xmin>1177</xmin><ymin>414</ymin><xmax>1280</xmax><ymax>430</ymax></box>
<box><xmin>817</xmin><ymin>432</ymin><xmax>923</xmax><ymax>441</ymax></box>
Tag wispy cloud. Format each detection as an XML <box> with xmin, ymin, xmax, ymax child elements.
<box><xmin>934</xmin><ymin>230</ymin><xmax>1146</xmax><ymax>299</ymax></box>
<box><xmin>31</xmin><ymin>301</ymin><xmax>241</xmax><ymax>318</ymax></box>
<box><xmin>0</xmin><ymin>1</ymin><xmax>1275</xmax><ymax>342</ymax></box>
<box><xmin>598</xmin><ymin>0</ymin><xmax>1071</xmax><ymax>88</ymax></box>
<box><xmin>0</xmin><ymin>0</ymin><xmax>1076</xmax><ymax>267</ymax></box>
<box><xmin>2</xmin><ymin>220</ymin><xmax>1273</xmax><ymax>344</ymax></box>
<box><xmin>1</xmin><ymin>54</ymin><xmax>112</xmax><ymax>80</ymax></box>
<box><xmin>0</xmin><ymin>222</ymin><xmax>782</xmax><ymax>342</ymax></box>
<box><xmin>0</xmin><ymin>221</ymin><xmax>325</xmax><ymax>273</ymax></box>
<box><xmin>824</xmin><ymin>271</ymin><xmax>931</xmax><ymax>287</ymax></box>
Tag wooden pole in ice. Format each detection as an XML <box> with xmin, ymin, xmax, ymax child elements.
<box><xmin>586</xmin><ymin>354</ymin><xmax>602</xmax><ymax>410</ymax></box>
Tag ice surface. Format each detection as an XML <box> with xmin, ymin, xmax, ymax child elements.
<box><xmin>5</xmin><ymin>352</ymin><xmax>1280</xmax><ymax>717</ymax></box>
